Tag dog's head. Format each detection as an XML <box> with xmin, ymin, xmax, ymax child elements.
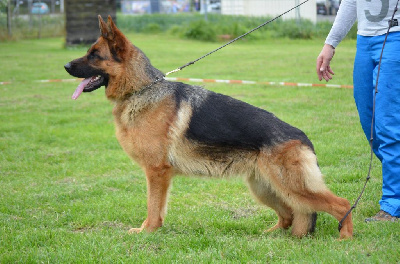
<box><xmin>64</xmin><ymin>15</ymin><xmax>158</xmax><ymax>100</ymax></box>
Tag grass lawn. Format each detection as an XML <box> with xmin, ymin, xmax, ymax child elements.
<box><xmin>1</xmin><ymin>34</ymin><xmax>399</xmax><ymax>263</ymax></box>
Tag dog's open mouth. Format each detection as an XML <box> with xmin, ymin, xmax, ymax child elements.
<box><xmin>72</xmin><ymin>75</ymin><xmax>108</xmax><ymax>100</ymax></box>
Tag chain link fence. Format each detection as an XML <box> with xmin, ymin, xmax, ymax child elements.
<box><xmin>1</xmin><ymin>0</ymin><xmax>64</xmax><ymax>39</ymax></box>
<box><xmin>1</xmin><ymin>0</ymin><xmax>327</xmax><ymax>40</ymax></box>
<box><xmin>120</xmin><ymin>0</ymin><xmax>316</xmax><ymax>21</ymax></box>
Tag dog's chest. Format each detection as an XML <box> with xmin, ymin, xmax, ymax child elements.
<box><xmin>112</xmin><ymin>98</ymin><xmax>176</xmax><ymax>166</ymax></box>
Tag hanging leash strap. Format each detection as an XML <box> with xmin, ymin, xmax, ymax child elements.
<box><xmin>165</xmin><ymin>0</ymin><xmax>310</xmax><ymax>76</ymax></box>
<box><xmin>338</xmin><ymin>0</ymin><xmax>400</xmax><ymax>231</ymax></box>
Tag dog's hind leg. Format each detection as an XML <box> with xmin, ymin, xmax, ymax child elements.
<box><xmin>291</xmin><ymin>211</ymin><xmax>317</xmax><ymax>237</ymax></box>
<box><xmin>246</xmin><ymin>173</ymin><xmax>293</xmax><ymax>233</ymax></box>
<box><xmin>257</xmin><ymin>140</ymin><xmax>353</xmax><ymax>239</ymax></box>
<box><xmin>129</xmin><ymin>165</ymin><xmax>173</xmax><ymax>234</ymax></box>
<box><xmin>248</xmin><ymin>173</ymin><xmax>317</xmax><ymax>236</ymax></box>
<box><xmin>296</xmin><ymin>191</ymin><xmax>352</xmax><ymax>239</ymax></box>
<box><xmin>290</xmin><ymin>191</ymin><xmax>352</xmax><ymax>239</ymax></box>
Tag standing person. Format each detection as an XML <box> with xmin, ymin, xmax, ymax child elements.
<box><xmin>325</xmin><ymin>0</ymin><xmax>332</xmax><ymax>15</ymax></box>
<box><xmin>194</xmin><ymin>0</ymin><xmax>200</xmax><ymax>11</ymax></box>
<box><xmin>316</xmin><ymin>0</ymin><xmax>400</xmax><ymax>222</ymax></box>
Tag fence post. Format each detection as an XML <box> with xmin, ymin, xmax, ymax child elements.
<box><xmin>37</xmin><ymin>0</ymin><xmax>42</xmax><ymax>38</ymax></box>
<box><xmin>28</xmin><ymin>0</ymin><xmax>33</xmax><ymax>30</ymax></box>
<box><xmin>15</xmin><ymin>0</ymin><xmax>20</xmax><ymax>16</ymax></box>
<box><xmin>203</xmin><ymin>0</ymin><xmax>208</xmax><ymax>21</ymax></box>
<box><xmin>7</xmin><ymin>0</ymin><xmax>12</xmax><ymax>37</ymax></box>
<box><xmin>60</xmin><ymin>0</ymin><xmax>64</xmax><ymax>13</ymax></box>
<box><xmin>295</xmin><ymin>0</ymin><xmax>301</xmax><ymax>23</ymax></box>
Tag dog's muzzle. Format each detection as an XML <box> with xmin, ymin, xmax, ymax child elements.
<box><xmin>64</xmin><ymin>62</ymin><xmax>72</xmax><ymax>72</ymax></box>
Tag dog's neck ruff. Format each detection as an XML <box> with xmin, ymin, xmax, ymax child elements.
<box><xmin>129</xmin><ymin>76</ymin><xmax>165</xmax><ymax>98</ymax></box>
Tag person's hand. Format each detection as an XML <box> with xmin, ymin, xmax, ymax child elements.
<box><xmin>316</xmin><ymin>44</ymin><xmax>335</xmax><ymax>82</ymax></box>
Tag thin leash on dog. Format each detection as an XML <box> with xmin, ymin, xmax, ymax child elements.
<box><xmin>164</xmin><ymin>0</ymin><xmax>311</xmax><ymax>76</ymax></box>
<box><xmin>147</xmin><ymin>0</ymin><xmax>311</xmax><ymax>87</ymax></box>
<box><xmin>338</xmin><ymin>0</ymin><xmax>400</xmax><ymax>231</ymax></box>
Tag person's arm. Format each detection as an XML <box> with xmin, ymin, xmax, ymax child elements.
<box><xmin>317</xmin><ymin>0</ymin><xmax>357</xmax><ymax>81</ymax></box>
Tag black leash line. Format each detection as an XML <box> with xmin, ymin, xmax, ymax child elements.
<box><xmin>338</xmin><ymin>0</ymin><xmax>400</xmax><ymax>231</ymax></box>
<box><xmin>164</xmin><ymin>0</ymin><xmax>311</xmax><ymax>76</ymax></box>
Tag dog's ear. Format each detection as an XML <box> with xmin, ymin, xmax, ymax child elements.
<box><xmin>98</xmin><ymin>15</ymin><xmax>112</xmax><ymax>40</ymax></box>
<box><xmin>106</xmin><ymin>15</ymin><xmax>125</xmax><ymax>42</ymax></box>
<box><xmin>105</xmin><ymin>15</ymin><xmax>131</xmax><ymax>61</ymax></box>
<box><xmin>107</xmin><ymin>15</ymin><xmax>118</xmax><ymax>35</ymax></box>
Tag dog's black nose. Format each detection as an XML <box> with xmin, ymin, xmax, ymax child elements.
<box><xmin>64</xmin><ymin>62</ymin><xmax>71</xmax><ymax>71</ymax></box>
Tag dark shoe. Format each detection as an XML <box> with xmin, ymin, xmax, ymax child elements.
<box><xmin>365</xmin><ymin>210</ymin><xmax>399</xmax><ymax>222</ymax></box>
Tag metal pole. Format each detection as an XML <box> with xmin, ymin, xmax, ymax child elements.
<box><xmin>7</xmin><ymin>0</ymin><xmax>12</xmax><ymax>37</ymax></box>
<box><xmin>203</xmin><ymin>0</ymin><xmax>208</xmax><ymax>21</ymax></box>
<box><xmin>28</xmin><ymin>0</ymin><xmax>33</xmax><ymax>30</ymax></box>
<box><xmin>15</xmin><ymin>0</ymin><xmax>20</xmax><ymax>17</ymax></box>
<box><xmin>295</xmin><ymin>0</ymin><xmax>301</xmax><ymax>23</ymax></box>
<box><xmin>38</xmin><ymin>0</ymin><xmax>42</xmax><ymax>39</ymax></box>
<box><xmin>51</xmin><ymin>0</ymin><xmax>55</xmax><ymax>13</ymax></box>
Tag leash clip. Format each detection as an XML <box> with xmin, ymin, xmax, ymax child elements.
<box><xmin>165</xmin><ymin>68</ymin><xmax>181</xmax><ymax>76</ymax></box>
<box><xmin>388</xmin><ymin>19</ymin><xmax>398</xmax><ymax>28</ymax></box>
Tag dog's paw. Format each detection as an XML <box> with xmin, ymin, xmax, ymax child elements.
<box><xmin>338</xmin><ymin>232</ymin><xmax>353</xmax><ymax>240</ymax></box>
<box><xmin>265</xmin><ymin>224</ymin><xmax>280</xmax><ymax>233</ymax></box>
<box><xmin>128</xmin><ymin>227</ymin><xmax>144</xmax><ymax>234</ymax></box>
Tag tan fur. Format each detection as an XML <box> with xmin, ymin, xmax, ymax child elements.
<box><xmin>114</xmin><ymin>96</ymin><xmax>176</xmax><ymax>166</ymax></box>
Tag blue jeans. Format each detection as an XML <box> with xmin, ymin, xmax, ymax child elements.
<box><xmin>353</xmin><ymin>31</ymin><xmax>400</xmax><ymax>217</ymax></box>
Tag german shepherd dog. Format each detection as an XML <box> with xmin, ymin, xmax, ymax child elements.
<box><xmin>64</xmin><ymin>15</ymin><xmax>353</xmax><ymax>239</ymax></box>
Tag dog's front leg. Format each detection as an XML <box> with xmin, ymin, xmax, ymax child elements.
<box><xmin>129</xmin><ymin>165</ymin><xmax>172</xmax><ymax>234</ymax></box>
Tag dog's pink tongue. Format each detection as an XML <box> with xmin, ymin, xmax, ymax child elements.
<box><xmin>72</xmin><ymin>78</ymin><xmax>91</xmax><ymax>100</ymax></box>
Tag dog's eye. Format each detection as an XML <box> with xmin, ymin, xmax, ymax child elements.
<box><xmin>89</xmin><ymin>49</ymin><xmax>104</xmax><ymax>60</ymax></box>
<box><xmin>88</xmin><ymin>52</ymin><xmax>96</xmax><ymax>60</ymax></box>
<box><xmin>88</xmin><ymin>51</ymin><xmax>105</xmax><ymax>61</ymax></box>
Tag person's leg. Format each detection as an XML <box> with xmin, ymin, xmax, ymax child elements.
<box><xmin>353</xmin><ymin>35</ymin><xmax>382</xmax><ymax>161</ymax></box>
<box><xmin>372</xmin><ymin>32</ymin><xmax>400</xmax><ymax>218</ymax></box>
